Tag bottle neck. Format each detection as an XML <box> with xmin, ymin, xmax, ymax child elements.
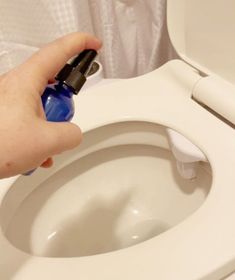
<box><xmin>55</xmin><ymin>81</ymin><xmax>74</xmax><ymax>97</ymax></box>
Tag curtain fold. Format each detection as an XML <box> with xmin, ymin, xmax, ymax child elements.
<box><xmin>0</xmin><ymin>0</ymin><xmax>177</xmax><ymax>77</ymax></box>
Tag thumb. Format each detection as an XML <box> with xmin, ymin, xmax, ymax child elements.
<box><xmin>45</xmin><ymin>121</ymin><xmax>82</xmax><ymax>155</ymax></box>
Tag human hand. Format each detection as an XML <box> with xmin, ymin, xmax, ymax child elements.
<box><xmin>0</xmin><ymin>32</ymin><xmax>102</xmax><ymax>178</ymax></box>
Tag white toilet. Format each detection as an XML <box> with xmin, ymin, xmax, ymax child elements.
<box><xmin>0</xmin><ymin>0</ymin><xmax>235</xmax><ymax>279</ymax></box>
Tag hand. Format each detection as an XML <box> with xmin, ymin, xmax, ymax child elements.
<box><xmin>0</xmin><ymin>32</ymin><xmax>102</xmax><ymax>178</ymax></box>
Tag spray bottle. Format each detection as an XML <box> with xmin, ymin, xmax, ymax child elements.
<box><xmin>25</xmin><ymin>49</ymin><xmax>97</xmax><ymax>175</ymax></box>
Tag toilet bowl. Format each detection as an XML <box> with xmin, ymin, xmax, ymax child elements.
<box><xmin>1</xmin><ymin>0</ymin><xmax>235</xmax><ymax>279</ymax></box>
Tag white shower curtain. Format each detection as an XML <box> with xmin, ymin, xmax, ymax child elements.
<box><xmin>0</xmin><ymin>0</ymin><xmax>177</xmax><ymax>77</ymax></box>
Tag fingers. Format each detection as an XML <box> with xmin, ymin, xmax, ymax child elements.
<box><xmin>44</xmin><ymin>121</ymin><xmax>82</xmax><ymax>155</ymax></box>
<box><xmin>19</xmin><ymin>32</ymin><xmax>102</xmax><ymax>91</ymax></box>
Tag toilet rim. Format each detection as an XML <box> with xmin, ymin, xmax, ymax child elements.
<box><xmin>0</xmin><ymin>61</ymin><xmax>235</xmax><ymax>279</ymax></box>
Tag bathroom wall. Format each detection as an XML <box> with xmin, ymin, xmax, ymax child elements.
<box><xmin>0</xmin><ymin>0</ymin><xmax>177</xmax><ymax>78</ymax></box>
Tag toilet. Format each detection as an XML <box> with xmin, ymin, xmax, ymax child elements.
<box><xmin>0</xmin><ymin>0</ymin><xmax>235</xmax><ymax>279</ymax></box>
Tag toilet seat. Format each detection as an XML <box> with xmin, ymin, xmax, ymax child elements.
<box><xmin>1</xmin><ymin>0</ymin><xmax>235</xmax><ymax>279</ymax></box>
<box><xmin>0</xmin><ymin>60</ymin><xmax>235</xmax><ymax>280</ymax></box>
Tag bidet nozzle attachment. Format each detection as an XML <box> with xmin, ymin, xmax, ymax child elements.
<box><xmin>56</xmin><ymin>49</ymin><xmax>97</xmax><ymax>94</ymax></box>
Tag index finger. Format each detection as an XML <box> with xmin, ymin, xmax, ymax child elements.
<box><xmin>19</xmin><ymin>32</ymin><xmax>102</xmax><ymax>90</ymax></box>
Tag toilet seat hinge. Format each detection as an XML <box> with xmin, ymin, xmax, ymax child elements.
<box><xmin>192</xmin><ymin>75</ymin><xmax>235</xmax><ymax>126</ymax></box>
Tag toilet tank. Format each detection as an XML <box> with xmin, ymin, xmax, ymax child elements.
<box><xmin>167</xmin><ymin>0</ymin><xmax>235</xmax><ymax>85</ymax></box>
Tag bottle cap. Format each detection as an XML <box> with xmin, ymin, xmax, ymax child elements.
<box><xmin>55</xmin><ymin>49</ymin><xmax>97</xmax><ymax>94</ymax></box>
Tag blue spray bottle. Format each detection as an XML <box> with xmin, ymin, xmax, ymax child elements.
<box><xmin>25</xmin><ymin>49</ymin><xmax>97</xmax><ymax>175</ymax></box>
<box><xmin>42</xmin><ymin>49</ymin><xmax>97</xmax><ymax>122</ymax></box>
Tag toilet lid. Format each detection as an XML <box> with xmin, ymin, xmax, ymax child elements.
<box><xmin>167</xmin><ymin>0</ymin><xmax>235</xmax><ymax>85</ymax></box>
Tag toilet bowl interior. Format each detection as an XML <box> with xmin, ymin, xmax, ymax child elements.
<box><xmin>0</xmin><ymin>122</ymin><xmax>212</xmax><ymax>258</ymax></box>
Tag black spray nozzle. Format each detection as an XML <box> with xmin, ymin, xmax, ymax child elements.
<box><xmin>55</xmin><ymin>49</ymin><xmax>97</xmax><ymax>94</ymax></box>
